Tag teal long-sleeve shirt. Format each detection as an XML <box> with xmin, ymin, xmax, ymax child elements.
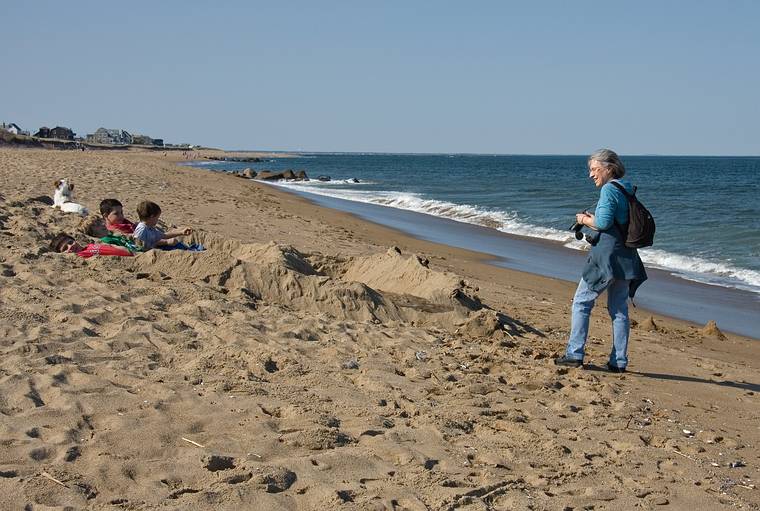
<box><xmin>594</xmin><ymin>179</ymin><xmax>632</xmax><ymax>231</ymax></box>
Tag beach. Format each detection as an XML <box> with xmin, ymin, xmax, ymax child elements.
<box><xmin>1</xmin><ymin>147</ymin><xmax>758</xmax><ymax>509</ymax></box>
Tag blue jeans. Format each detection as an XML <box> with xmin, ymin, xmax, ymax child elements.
<box><xmin>565</xmin><ymin>277</ymin><xmax>631</xmax><ymax>368</ymax></box>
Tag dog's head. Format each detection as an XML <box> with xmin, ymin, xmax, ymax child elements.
<box><xmin>54</xmin><ymin>178</ymin><xmax>74</xmax><ymax>199</ymax></box>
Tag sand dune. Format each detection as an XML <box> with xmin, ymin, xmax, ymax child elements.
<box><xmin>0</xmin><ymin>148</ymin><xmax>758</xmax><ymax>510</ymax></box>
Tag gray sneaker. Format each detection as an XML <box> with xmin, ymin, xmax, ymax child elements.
<box><xmin>554</xmin><ymin>356</ymin><xmax>582</xmax><ymax>368</ymax></box>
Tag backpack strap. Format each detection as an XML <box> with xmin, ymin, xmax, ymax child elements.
<box><xmin>609</xmin><ymin>180</ymin><xmax>631</xmax><ymax>239</ymax></box>
<box><xmin>609</xmin><ymin>180</ymin><xmax>635</xmax><ymax>198</ymax></box>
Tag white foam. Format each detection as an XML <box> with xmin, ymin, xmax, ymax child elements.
<box><xmin>271</xmin><ymin>183</ymin><xmax>586</xmax><ymax>244</ymax></box>
<box><xmin>639</xmin><ymin>249</ymin><xmax>760</xmax><ymax>293</ymax></box>
<box><xmin>268</xmin><ymin>182</ymin><xmax>760</xmax><ymax>295</ymax></box>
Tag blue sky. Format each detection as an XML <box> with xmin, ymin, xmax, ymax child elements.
<box><xmin>2</xmin><ymin>1</ymin><xmax>758</xmax><ymax>154</ymax></box>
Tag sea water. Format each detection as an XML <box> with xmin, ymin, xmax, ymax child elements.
<box><xmin>190</xmin><ymin>153</ymin><xmax>760</xmax><ymax>297</ymax></box>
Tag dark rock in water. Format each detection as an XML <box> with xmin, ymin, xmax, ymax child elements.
<box><xmin>241</xmin><ymin>168</ymin><xmax>256</xmax><ymax>179</ymax></box>
<box><xmin>255</xmin><ymin>170</ymin><xmax>283</xmax><ymax>181</ymax></box>
<box><xmin>349</xmin><ymin>178</ymin><xmax>360</xmax><ymax>183</ymax></box>
<box><xmin>317</xmin><ymin>175</ymin><xmax>331</xmax><ymax>182</ymax></box>
<box><xmin>255</xmin><ymin>170</ymin><xmax>309</xmax><ymax>181</ymax></box>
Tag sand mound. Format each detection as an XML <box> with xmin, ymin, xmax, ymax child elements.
<box><xmin>342</xmin><ymin>247</ymin><xmax>464</xmax><ymax>303</ymax></box>
<box><xmin>641</xmin><ymin>316</ymin><xmax>659</xmax><ymax>332</ymax></box>
<box><xmin>456</xmin><ymin>309</ymin><xmax>503</xmax><ymax>338</ymax></box>
<box><xmin>700</xmin><ymin>320</ymin><xmax>727</xmax><ymax>340</ymax></box>
<box><xmin>126</xmin><ymin>236</ymin><xmax>481</xmax><ymax>328</ymax></box>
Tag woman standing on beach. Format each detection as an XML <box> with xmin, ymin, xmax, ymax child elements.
<box><xmin>554</xmin><ymin>149</ymin><xmax>647</xmax><ymax>372</ymax></box>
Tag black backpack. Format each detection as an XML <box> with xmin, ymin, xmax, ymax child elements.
<box><xmin>610</xmin><ymin>181</ymin><xmax>655</xmax><ymax>248</ymax></box>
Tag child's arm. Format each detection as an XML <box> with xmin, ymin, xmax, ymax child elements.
<box><xmin>162</xmin><ymin>227</ymin><xmax>192</xmax><ymax>239</ymax></box>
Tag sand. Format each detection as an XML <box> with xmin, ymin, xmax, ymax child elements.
<box><xmin>0</xmin><ymin>147</ymin><xmax>758</xmax><ymax>510</ymax></box>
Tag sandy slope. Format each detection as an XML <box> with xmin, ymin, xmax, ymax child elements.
<box><xmin>0</xmin><ymin>148</ymin><xmax>758</xmax><ymax>510</ymax></box>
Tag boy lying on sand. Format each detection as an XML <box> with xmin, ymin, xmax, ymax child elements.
<box><xmin>49</xmin><ymin>232</ymin><xmax>134</xmax><ymax>258</ymax></box>
<box><xmin>79</xmin><ymin>215</ymin><xmax>141</xmax><ymax>253</ymax></box>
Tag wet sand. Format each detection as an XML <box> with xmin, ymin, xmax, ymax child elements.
<box><xmin>0</xmin><ymin>147</ymin><xmax>758</xmax><ymax>510</ymax></box>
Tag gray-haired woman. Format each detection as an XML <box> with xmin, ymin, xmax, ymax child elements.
<box><xmin>554</xmin><ymin>149</ymin><xmax>647</xmax><ymax>372</ymax></box>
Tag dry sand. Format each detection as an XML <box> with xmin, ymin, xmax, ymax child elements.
<box><xmin>0</xmin><ymin>147</ymin><xmax>758</xmax><ymax>510</ymax></box>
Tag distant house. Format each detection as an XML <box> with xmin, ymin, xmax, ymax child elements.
<box><xmin>131</xmin><ymin>134</ymin><xmax>151</xmax><ymax>145</ymax></box>
<box><xmin>35</xmin><ymin>126</ymin><xmax>75</xmax><ymax>140</ymax></box>
<box><xmin>130</xmin><ymin>133</ymin><xmax>165</xmax><ymax>147</ymax></box>
<box><xmin>86</xmin><ymin>128</ymin><xmax>133</xmax><ymax>145</ymax></box>
<box><xmin>1</xmin><ymin>122</ymin><xmax>27</xmax><ymax>135</ymax></box>
<box><xmin>51</xmin><ymin>127</ymin><xmax>75</xmax><ymax>140</ymax></box>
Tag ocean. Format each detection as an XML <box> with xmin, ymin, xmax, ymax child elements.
<box><xmin>190</xmin><ymin>153</ymin><xmax>760</xmax><ymax>295</ymax></box>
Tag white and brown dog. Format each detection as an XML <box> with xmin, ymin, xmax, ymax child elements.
<box><xmin>52</xmin><ymin>179</ymin><xmax>89</xmax><ymax>216</ymax></box>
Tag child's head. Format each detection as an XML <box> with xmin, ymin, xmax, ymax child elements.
<box><xmin>79</xmin><ymin>215</ymin><xmax>109</xmax><ymax>238</ymax></box>
<box><xmin>50</xmin><ymin>233</ymin><xmax>81</xmax><ymax>253</ymax></box>
<box><xmin>100</xmin><ymin>199</ymin><xmax>125</xmax><ymax>224</ymax></box>
<box><xmin>136</xmin><ymin>201</ymin><xmax>161</xmax><ymax>225</ymax></box>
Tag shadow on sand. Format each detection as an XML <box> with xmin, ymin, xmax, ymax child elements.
<box><xmin>586</xmin><ymin>364</ymin><xmax>759</xmax><ymax>393</ymax></box>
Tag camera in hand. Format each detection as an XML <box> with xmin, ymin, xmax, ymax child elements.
<box><xmin>569</xmin><ymin>210</ymin><xmax>596</xmax><ymax>244</ymax></box>
<box><xmin>570</xmin><ymin>221</ymin><xmax>584</xmax><ymax>240</ymax></box>
<box><xmin>569</xmin><ymin>210</ymin><xmax>588</xmax><ymax>240</ymax></box>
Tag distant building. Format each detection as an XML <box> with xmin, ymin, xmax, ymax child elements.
<box><xmin>51</xmin><ymin>127</ymin><xmax>75</xmax><ymax>140</ymax></box>
<box><xmin>86</xmin><ymin>128</ymin><xmax>133</xmax><ymax>145</ymax></box>
<box><xmin>131</xmin><ymin>134</ymin><xmax>163</xmax><ymax>146</ymax></box>
<box><xmin>1</xmin><ymin>122</ymin><xmax>28</xmax><ymax>135</ymax></box>
<box><xmin>34</xmin><ymin>126</ymin><xmax>75</xmax><ymax>140</ymax></box>
<box><xmin>131</xmin><ymin>134</ymin><xmax>152</xmax><ymax>145</ymax></box>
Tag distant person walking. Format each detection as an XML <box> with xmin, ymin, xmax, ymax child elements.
<box><xmin>555</xmin><ymin>149</ymin><xmax>647</xmax><ymax>372</ymax></box>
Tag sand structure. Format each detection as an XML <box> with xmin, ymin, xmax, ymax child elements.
<box><xmin>0</xmin><ymin>148</ymin><xmax>758</xmax><ymax>510</ymax></box>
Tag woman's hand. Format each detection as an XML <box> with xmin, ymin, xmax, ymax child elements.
<box><xmin>576</xmin><ymin>212</ymin><xmax>595</xmax><ymax>228</ymax></box>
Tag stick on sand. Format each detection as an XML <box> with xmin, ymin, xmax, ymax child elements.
<box><xmin>41</xmin><ymin>471</ymin><xmax>68</xmax><ymax>488</ymax></box>
<box><xmin>181</xmin><ymin>437</ymin><xmax>205</xmax><ymax>448</ymax></box>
